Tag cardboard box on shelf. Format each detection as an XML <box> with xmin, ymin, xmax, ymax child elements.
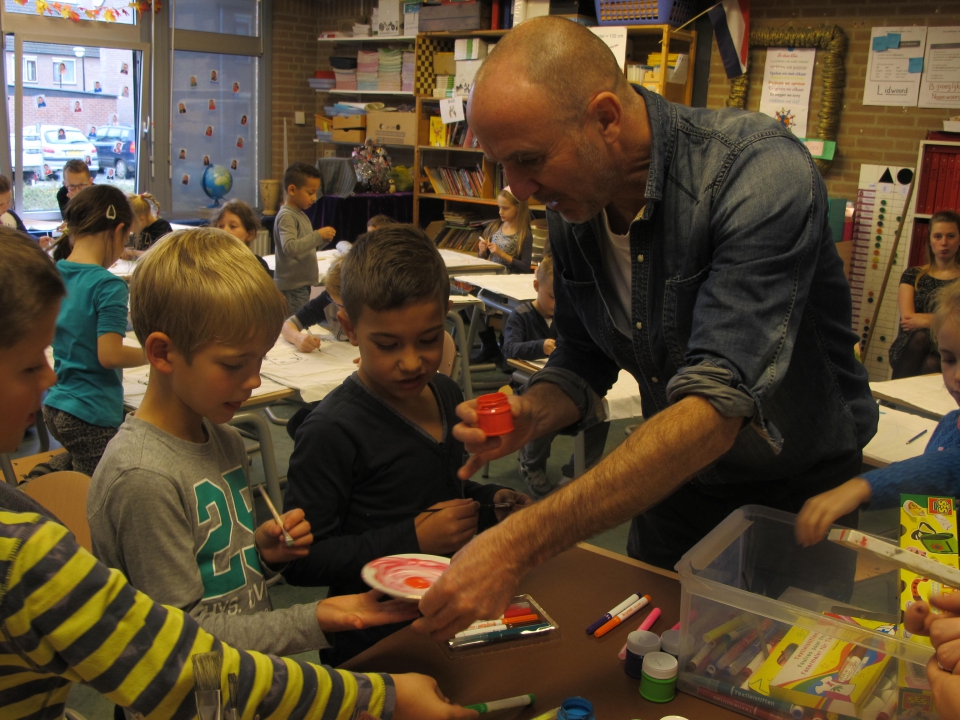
<box><xmin>419</xmin><ymin>1</ymin><xmax>491</xmax><ymax>32</ymax></box>
<box><xmin>434</xmin><ymin>52</ymin><xmax>456</xmax><ymax>75</ymax></box>
<box><xmin>366</xmin><ymin>111</ymin><xmax>417</xmax><ymax>146</ymax></box>
<box><xmin>333</xmin><ymin>115</ymin><xmax>367</xmax><ymax>130</ymax></box>
<box><xmin>333</xmin><ymin>129</ymin><xmax>366</xmax><ymax>143</ymax></box>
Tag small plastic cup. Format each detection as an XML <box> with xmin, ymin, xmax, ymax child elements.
<box><xmin>625</xmin><ymin>630</ymin><xmax>661</xmax><ymax>678</ymax></box>
<box><xmin>557</xmin><ymin>697</ymin><xmax>595</xmax><ymax>720</ymax></box>
<box><xmin>476</xmin><ymin>392</ymin><xmax>514</xmax><ymax>436</ymax></box>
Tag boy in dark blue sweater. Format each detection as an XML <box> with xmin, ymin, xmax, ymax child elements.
<box><xmin>282</xmin><ymin>225</ymin><xmax>531</xmax><ymax>665</ymax></box>
<box><xmin>502</xmin><ymin>256</ymin><xmax>609</xmax><ymax>497</ymax></box>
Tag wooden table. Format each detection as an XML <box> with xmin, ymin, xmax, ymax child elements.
<box><xmin>870</xmin><ymin>373</ymin><xmax>954</xmax><ymax>420</ymax></box>
<box><xmin>343</xmin><ymin>543</ymin><xmax>741</xmax><ymax>720</ymax></box>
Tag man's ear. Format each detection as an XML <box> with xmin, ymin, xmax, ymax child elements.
<box><xmin>588</xmin><ymin>91</ymin><xmax>624</xmax><ymax>147</ymax></box>
<box><xmin>338</xmin><ymin>308</ymin><xmax>360</xmax><ymax>347</ymax></box>
<box><xmin>143</xmin><ymin>332</ymin><xmax>177</xmax><ymax>373</ymax></box>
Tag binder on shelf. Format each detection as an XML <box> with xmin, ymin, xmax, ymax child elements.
<box><xmin>916</xmin><ymin>147</ymin><xmax>935</xmax><ymax>214</ymax></box>
<box><xmin>925</xmin><ymin>151</ymin><xmax>941</xmax><ymax>214</ymax></box>
<box><xmin>934</xmin><ymin>150</ymin><xmax>950</xmax><ymax>214</ymax></box>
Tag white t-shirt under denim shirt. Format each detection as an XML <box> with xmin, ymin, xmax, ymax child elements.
<box><xmin>599</xmin><ymin>209</ymin><xmax>636</xmax><ymax>336</ymax></box>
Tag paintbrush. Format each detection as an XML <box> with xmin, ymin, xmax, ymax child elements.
<box><xmin>228</xmin><ymin>673</ymin><xmax>239</xmax><ymax>720</ymax></box>
<box><xmin>192</xmin><ymin>650</ymin><xmax>223</xmax><ymax>720</ymax></box>
<box><xmin>257</xmin><ymin>486</ymin><xmax>295</xmax><ymax>547</ymax></box>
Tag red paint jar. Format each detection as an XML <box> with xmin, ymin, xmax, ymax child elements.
<box><xmin>476</xmin><ymin>392</ymin><xmax>514</xmax><ymax>436</ymax></box>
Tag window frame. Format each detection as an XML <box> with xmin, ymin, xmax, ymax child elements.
<box><xmin>51</xmin><ymin>56</ymin><xmax>77</xmax><ymax>84</ymax></box>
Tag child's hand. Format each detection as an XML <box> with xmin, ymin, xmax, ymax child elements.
<box><xmin>795</xmin><ymin>478</ymin><xmax>870</xmax><ymax>547</ymax></box>
<box><xmin>416</xmin><ymin>499</ymin><xmax>479</xmax><ymax>555</ymax></box>
<box><xmin>255</xmin><ymin>508</ymin><xmax>313</xmax><ymax>565</ymax></box>
<box><xmin>315</xmin><ymin>589</ymin><xmax>421</xmax><ymax>632</ymax></box>
<box><xmin>318</xmin><ymin>226</ymin><xmax>336</xmax><ymax>242</ymax></box>
<box><xmin>391</xmin><ymin>674</ymin><xmax>479</xmax><ymax>720</ymax></box>
<box><xmin>477</xmin><ymin>239</ymin><xmax>489</xmax><ymax>255</ymax></box>
<box><xmin>492</xmin><ymin>488</ymin><xmax>533</xmax><ymax>522</ymax></box>
<box><xmin>295</xmin><ymin>333</ymin><xmax>321</xmax><ymax>353</ymax></box>
<box><xmin>543</xmin><ymin>338</ymin><xmax>556</xmax><ymax>355</ymax></box>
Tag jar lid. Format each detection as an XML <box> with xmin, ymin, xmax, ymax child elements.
<box><xmin>660</xmin><ymin>629</ymin><xmax>680</xmax><ymax>655</ymax></box>
<box><xmin>627</xmin><ymin>630</ymin><xmax>661</xmax><ymax>654</ymax></box>
<box><xmin>642</xmin><ymin>651</ymin><xmax>679</xmax><ymax>680</ymax></box>
<box><xmin>557</xmin><ymin>696</ymin><xmax>594</xmax><ymax>720</ymax></box>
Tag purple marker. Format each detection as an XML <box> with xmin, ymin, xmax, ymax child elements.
<box><xmin>585</xmin><ymin>592</ymin><xmax>644</xmax><ymax>634</ymax></box>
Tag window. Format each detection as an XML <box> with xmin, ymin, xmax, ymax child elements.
<box><xmin>52</xmin><ymin>57</ymin><xmax>76</xmax><ymax>85</ymax></box>
<box><xmin>5</xmin><ymin>0</ymin><xmax>136</xmax><ymax>25</ymax></box>
<box><xmin>173</xmin><ymin>0</ymin><xmax>258</xmax><ymax>37</ymax></box>
<box><xmin>23</xmin><ymin>56</ymin><xmax>36</xmax><ymax>82</ymax></box>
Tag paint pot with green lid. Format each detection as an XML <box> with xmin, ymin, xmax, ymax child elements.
<box><xmin>640</xmin><ymin>652</ymin><xmax>678</xmax><ymax>703</ymax></box>
<box><xmin>556</xmin><ymin>696</ymin><xmax>594</xmax><ymax>720</ymax></box>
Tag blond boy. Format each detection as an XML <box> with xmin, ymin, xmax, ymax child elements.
<box><xmin>88</xmin><ymin>228</ymin><xmax>418</xmax><ymax>658</ymax></box>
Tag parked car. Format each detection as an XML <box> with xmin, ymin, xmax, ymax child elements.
<box><xmin>37</xmin><ymin>124</ymin><xmax>99</xmax><ymax>177</ymax></box>
<box><xmin>91</xmin><ymin>125</ymin><xmax>136</xmax><ymax>179</ymax></box>
<box><xmin>9</xmin><ymin>129</ymin><xmax>43</xmax><ymax>183</ymax></box>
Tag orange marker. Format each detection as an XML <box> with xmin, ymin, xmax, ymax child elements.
<box><xmin>594</xmin><ymin>595</ymin><xmax>651</xmax><ymax>638</ymax></box>
<box><xmin>503</xmin><ymin>613</ymin><xmax>539</xmax><ymax>626</ymax></box>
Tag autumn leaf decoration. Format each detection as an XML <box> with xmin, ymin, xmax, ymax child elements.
<box><xmin>12</xmin><ymin>0</ymin><xmax>162</xmax><ymax>21</ymax></box>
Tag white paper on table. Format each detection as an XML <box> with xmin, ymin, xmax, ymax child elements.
<box><xmin>863</xmin><ymin>26</ymin><xmax>927</xmax><ymax>107</ymax></box>
<box><xmin>758</xmin><ymin>47</ymin><xmax>816</xmax><ymax>138</ymax></box>
<box><xmin>455</xmin><ymin>274</ymin><xmax>538</xmax><ymax>302</ymax></box>
<box><xmin>260</xmin><ymin>335</ymin><xmax>361</xmax><ymax>403</ymax></box>
<box><xmin>863</xmin><ymin>407</ymin><xmax>940</xmax><ymax>467</ymax></box>
<box><xmin>437</xmin><ymin>248</ymin><xmax>501</xmax><ymax>270</ymax></box>
<box><xmin>870</xmin><ymin>374</ymin><xmax>956</xmax><ymax>419</ymax></box>
<box><xmin>919</xmin><ymin>26</ymin><xmax>960</xmax><ymax>109</ymax></box>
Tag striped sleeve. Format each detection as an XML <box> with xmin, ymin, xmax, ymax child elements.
<box><xmin>0</xmin><ymin>511</ymin><xmax>395</xmax><ymax>720</ymax></box>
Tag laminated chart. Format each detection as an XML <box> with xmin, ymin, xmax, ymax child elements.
<box><xmin>850</xmin><ymin>164</ymin><xmax>915</xmax><ymax>382</ymax></box>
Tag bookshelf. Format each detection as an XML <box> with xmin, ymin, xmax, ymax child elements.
<box><xmin>906</xmin><ymin>137</ymin><xmax>960</xmax><ymax>267</ymax></box>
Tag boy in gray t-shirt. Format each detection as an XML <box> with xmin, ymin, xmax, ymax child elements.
<box><xmin>89</xmin><ymin>228</ymin><xmax>418</xmax><ymax>658</ymax></box>
<box><xmin>272</xmin><ymin>161</ymin><xmax>336</xmax><ymax>315</ymax></box>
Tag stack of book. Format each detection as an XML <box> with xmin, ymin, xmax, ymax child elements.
<box><xmin>433</xmin><ymin>75</ymin><xmax>455</xmax><ymax>98</ymax></box>
<box><xmin>401</xmin><ymin>51</ymin><xmax>415</xmax><ymax>93</ymax></box>
<box><xmin>331</xmin><ymin>54</ymin><xmax>359</xmax><ymax>91</ymax></box>
<box><xmin>916</xmin><ymin>144</ymin><xmax>960</xmax><ymax>215</ymax></box>
<box><xmin>357</xmin><ymin>50</ymin><xmax>380</xmax><ymax>91</ymax></box>
<box><xmin>444</xmin><ymin>209</ymin><xmax>483</xmax><ymax>226</ymax></box>
<box><xmin>377</xmin><ymin>48</ymin><xmax>402</xmax><ymax>91</ymax></box>
<box><xmin>351</xmin><ymin>22</ymin><xmax>371</xmax><ymax>36</ymax></box>
<box><xmin>423</xmin><ymin>165</ymin><xmax>485</xmax><ymax>198</ymax></box>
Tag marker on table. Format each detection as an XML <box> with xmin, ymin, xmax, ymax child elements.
<box><xmin>465</xmin><ymin>694</ymin><xmax>535</xmax><ymax>713</ymax></box>
<box><xmin>450</xmin><ymin>622</ymin><xmax>552</xmax><ymax>648</ymax></box>
<box><xmin>594</xmin><ymin>595</ymin><xmax>651</xmax><ymax>638</ymax></box>
<box><xmin>257</xmin><ymin>486</ymin><xmax>295</xmax><ymax>547</ymax></box>
<box><xmin>906</xmin><ymin>429</ymin><xmax>928</xmax><ymax>444</ymax></box>
<box><xmin>616</xmin><ymin>607</ymin><xmax>661</xmax><ymax>660</ymax></box>
<box><xmin>585</xmin><ymin>592</ymin><xmax>645</xmax><ymax>634</ymax></box>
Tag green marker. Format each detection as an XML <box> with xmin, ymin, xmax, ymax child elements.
<box><xmin>465</xmin><ymin>694</ymin><xmax>536</xmax><ymax>713</ymax></box>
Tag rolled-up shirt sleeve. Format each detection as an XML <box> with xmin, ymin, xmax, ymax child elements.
<box><xmin>666</xmin><ymin>136</ymin><xmax>825</xmax><ymax>452</ymax></box>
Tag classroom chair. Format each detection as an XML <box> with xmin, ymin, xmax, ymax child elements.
<box><xmin>227</xmin><ymin>412</ymin><xmax>283</xmax><ymax>517</ymax></box>
<box><xmin>19</xmin><ymin>470</ymin><xmax>93</xmax><ymax>552</ymax></box>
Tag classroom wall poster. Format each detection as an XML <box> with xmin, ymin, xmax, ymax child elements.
<box><xmin>919</xmin><ymin>26</ymin><xmax>960</xmax><ymax>109</ymax></box>
<box><xmin>590</xmin><ymin>26</ymin><xmax>628</xmax><ymax>71</ymax></box>
<box><xmin>863</xmin><ymin>26</ymin><xmax>926</xmax><ymax>106</ymax></box>
<box><xmin>758</xmin><ymin>47</ymin><xmax>816</xmax><ymax>138</ymax></box>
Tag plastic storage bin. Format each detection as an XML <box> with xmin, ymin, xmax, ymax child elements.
<box><xmin>675</xmin><ymin>505</ymin><xmax>937</xmax><ymax>720</ymax></box>
<box><xmin>593</xmin><ymin>0</ymin><xmax>693</xmax><ymax>26</ymax></box>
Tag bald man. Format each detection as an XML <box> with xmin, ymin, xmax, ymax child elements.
<box><xmin>413</xmin><ymin>17</ymin><xmax>877</xmax><ymax>640</ymax></box>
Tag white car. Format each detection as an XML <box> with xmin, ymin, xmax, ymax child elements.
<box><xmin>9</xmin><ymin>130</ymin><xmax>43</xmax><ymax>182</ymax></box>
<box><xmin>37</xmin><ymin>124</ymin><xmax>100</xmax><ymax>177</ymax></box>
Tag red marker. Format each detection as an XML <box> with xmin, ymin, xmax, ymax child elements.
<box><xmin>593</xmin><ymin>595</ymin><xmax>651</xmax><ymax>638</ymax></box>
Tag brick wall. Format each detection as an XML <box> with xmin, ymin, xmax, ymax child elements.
<box><xmin>704</xmin><ymin>0</ymin><xmax>960</xmax><ymax>203</ymax></box>
<box><xmin>269</xmin><ymin>0</ymin><xmax>376</xmax><ymax>180</ymax></box>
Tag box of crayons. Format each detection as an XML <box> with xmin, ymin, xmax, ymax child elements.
<box><xmin>444</xmin><ymin>594</ymin><xmax>559</xmax><ymax>656</ymax></box>
<box><xmin>675</xmin><ymin>505</ymin><xmax>940</xmax><ymax>720</ymax></box>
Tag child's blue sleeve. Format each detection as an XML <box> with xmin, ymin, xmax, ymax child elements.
<box><xmin>865</xmin><ymin>448</ymin><xmax>960</xmax><ymax>508</ymax></box>
<box><xmin>95</xmin><ymin>275</ymin><xmax>130</xmax><ymax>337</ymax></box>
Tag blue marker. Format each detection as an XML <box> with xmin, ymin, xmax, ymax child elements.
<box><xmin>451</xmin><ymin>622</ymin><xmax>552</xmax><ymax>648</ymax></box>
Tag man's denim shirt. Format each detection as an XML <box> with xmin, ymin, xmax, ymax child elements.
<box><xmin>532</xmin><ymin>88</ymin><xmax>878</xmax><ymax>487</ymax></box>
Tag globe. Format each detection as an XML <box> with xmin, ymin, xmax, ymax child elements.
<box><xmin>202</xmin><ymin>165</ymin><xmax>233</xmax><ymax>207</ymax></box>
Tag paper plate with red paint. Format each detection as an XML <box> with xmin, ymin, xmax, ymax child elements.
<box><xmin>361</xmin><ymin>553</ymin><xmax>451</xmax><ymax>600</ymax></box>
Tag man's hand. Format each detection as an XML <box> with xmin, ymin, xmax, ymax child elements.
<box><xmin>414</xmin><ymin>520</ymin><xmax>524</xmax><ymax>640</ymax></box>
<box><xmin>543</xmin><ymin>338</ymin><xmax>556</xmax><ymax>355</ymax></box>
<box><xmin>906</xmin><ymin>593</ymin><xmax>960</xmax><ymax>672</ymax></box>
<box><xmin>415</xmin><ymin>499</ymin><xmax>479</xmax><ymax>554</ymax></box>
<box><xmin>391</xmin><ymin>674</ymin><xmax>479</xmax><ymax>720</ymax></box>
<box><xmin>453</xmin><ymin>393</ymin><xmax>542</xmax><ymax>479</ymax></box>
<box><xmin>315</xmin><ymin>589</ymin><xmax>420</xmax><ymax>632</ymax></box>
<box><xmin>492</xmin><ymin>488</ymin><xmax>533</xmax><ymax>522</ymax></box>
<box><xmin>795</xmin><ymin>478</ymin><xmax>870</xmax><ymax>547</ymax></box>
<box><xmin>318</xmin><ymin>226</ymin><xmax>337</xmax><ymax>242</ymax></box>
<box><xmin>295</xmin><ymin>333</ymin><xmax>321</xmax><ymax>353</ymax></box>
<box><xmin>255</xmin><ymin>508</ymin><xmax>312</xmax><ymax>564</ymax></box>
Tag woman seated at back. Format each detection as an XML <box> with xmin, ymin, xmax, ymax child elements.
<box><xmin>889</xmin><ymin>210</ymin><xmax>960</xmax><ymax>378</ymax></box>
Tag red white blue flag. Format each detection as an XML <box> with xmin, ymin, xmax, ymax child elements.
<box><xmin>709</xmin><ymin>0</ymin><xmax>750</xmax><ymax>79</ymax></box>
